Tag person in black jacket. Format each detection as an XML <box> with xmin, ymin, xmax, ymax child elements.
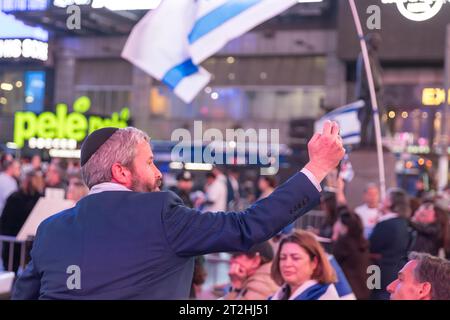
<box><xmin>369</xmin><ymin>188</ymin><xmax>414</xmax><ymax>300</ymax></box>
<box><xmin>1</xmin><ymin>170</ymin><xmax>44</xmax><ymax>272</ymax></box>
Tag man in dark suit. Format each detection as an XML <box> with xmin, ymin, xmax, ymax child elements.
<box><xmin>13</xmin><ymin>121</ymin><xmax>344</xmax><ymax>299</ymax></box>
<box><xmin>369</xmin><ymin>188</ymin><xmax>413</xmax><ymax>300</ymax></box>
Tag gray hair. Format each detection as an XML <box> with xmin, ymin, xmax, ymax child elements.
<box><xmin>364</xmin><ymin>183</ymin><xmax>378</xmax><ymax>193</ymax></box>
<box><xmin>81</xmin><ymin>127</ymin><xmax>150</xmax><ymax>188</ymax></box>
<box><xmin>408</xmin><ymin>252</ymin><xmax>450</xmax><ymax>300</ymax></box>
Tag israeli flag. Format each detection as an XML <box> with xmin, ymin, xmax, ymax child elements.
<box><xmin>314</xmin><ymin>100</ymin><xmax>365</xmax><ymax>145</ymax></box>
<box><xmin>122</xmin><ymin>0</ymin><xmax>298</xmax><ymax>103</ymax></box>
<box><xmin>328</xmin><ymin>255</ymin><xmax>356</xmax><ymax>300</ymax></box>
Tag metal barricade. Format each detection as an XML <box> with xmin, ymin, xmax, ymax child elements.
<box><xmin>295</xmin><ymin>209</ymin><xmax>326</xmax><ymax>231</ymax></box>
<box><xmin>0</xmin><ymin>235</ymin><xmax>28</xmax><ymax>273</ymax></box>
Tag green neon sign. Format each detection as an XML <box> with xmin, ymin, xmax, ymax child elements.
<box><xmin>14</xmin><ymin>96</ymin><xmax>130</xmax><ymax>148</ymax></box>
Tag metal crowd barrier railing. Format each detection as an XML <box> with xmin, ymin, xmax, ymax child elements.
<box><xmin>0</xmin><ymin>235</ymin><xmax>30</xmax><ymax>272</ymax></box>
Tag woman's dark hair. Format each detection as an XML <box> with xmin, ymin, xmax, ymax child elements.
<box><xmin>337</xmin><ymin>208</ymin><xmax>368</xmax><ymax>250</ymax></box>
<box><xmin>322</xmin><ymin>192</ymin><xmax>338</xmax><ymax>226</ymax></box>
<box><xmin>22</xmin><ymin>170</ymin><xmax>44</xmax><ymax>196</ymax></box>
<box><xmin>433</xmin><ymin>204</ymin><xmax>449</xmax><ymax>252</ymax></box>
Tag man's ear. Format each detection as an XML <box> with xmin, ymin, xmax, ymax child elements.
<box><xmin>419</xmin><ymin>282</ymin><xmax>432</xmax><ymax>300</ymax></box>
<box><xmin>111</xmin><ymin>163</ymin><xmax>132</xmax><ymax>186</ymax></box>
<box><xmin>252</xmin><ymin>255</ymin><xmax>262</xmax><ymax>268</ymax></box>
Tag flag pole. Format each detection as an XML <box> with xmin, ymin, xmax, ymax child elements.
<box><xmin>348</xmin><ymin>0</ymin><xmax>386</xmax><ymax>200</ymax></box>
<box><xmin>437</xmin><ymin>24</ymin><xmax>449</xmax><ymax>192</ymax></box>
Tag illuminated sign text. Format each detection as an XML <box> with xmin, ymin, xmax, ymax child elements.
<box><xmin>0</xmin><ymin>39</ymin><xmax>48</xmax><ymax>61</ymax></box>
<box><xmin>422</xmin><ymin>88</ymin><xmax>450</xmax><ymax>106</ymax></box>
<box><xmin>381</xmin><ymin>0</ymin><xmax>449</xmax><ymax>22</ymax></box>
<box><xmin>14</xmin><ymin>96</ymin><xmax>130</xmax><ymax>148</ymax></box>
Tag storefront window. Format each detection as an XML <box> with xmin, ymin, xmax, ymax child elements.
<box><xmin>0</xmin><ymin>69</ymin><xmax>45</xmax><ymax>115</ymax></box>
<box><xmin>75</xmin><ymin>88</ymin><xmax>131</xmax><ymax>116</ymax></box>
<box><xmin>150</xmin><ymin>86</ymin><xmax>324</xmax><ymax>121</ymax></box>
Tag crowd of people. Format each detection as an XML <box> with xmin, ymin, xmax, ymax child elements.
<box><xmin>168</xmin><ymin>165</ymin><xmax>450</xmax><ymax>300</ymax></box>
<box><xmin>1</xmin><ymin>150</ymin><xmax>449</xmax><ymax>300</ymax></box>
<box><xmin>0</xmin><ymin>153</ymin><xmax>88</xmax><ymax>272</ymax></box>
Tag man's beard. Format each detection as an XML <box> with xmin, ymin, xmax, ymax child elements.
<box><xmin>131</xmin><ymin>175</ymin><xmax>162</xmax><ymax>193</ymax></box>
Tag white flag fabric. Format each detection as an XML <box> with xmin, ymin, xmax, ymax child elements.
<box><xmin>314</xmin><ymin>100</ymin><xmax>365</xmax><ymax>146</ymax></box>
<box><xmin>121</xmin><ymin>0</ymin><xmax>297</xmax><ymax>103</ymax></box>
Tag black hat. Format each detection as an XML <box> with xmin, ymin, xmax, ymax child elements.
<box><xmin>231</xmin><ymin>241</ymin><xmax>274</xmax><ymax>262</ymax></box>
<box><xmin>80</xmin><ymin>127</ymin><xmax>119</xmax><ymax>166</ymax></box>
<box><xmin>177</xmin><ymin>171</ymin><xmax>193</xmax><ymax>181</ymax></box>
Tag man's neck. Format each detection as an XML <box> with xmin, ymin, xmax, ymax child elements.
<box><xmin>89</xmin><ymin>182</ymin><xmax>132</xmax><ymax>195</ymax></box>
<box><xmin>4</xmin><ymin>171</ymin><xmax>14</xmax><ymax>178</ymax></box>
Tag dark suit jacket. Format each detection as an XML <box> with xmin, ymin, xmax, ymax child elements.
<box><xmin>12</xmin><ymin>172</ymin><xmax>320</xmax><ymax>300</ymax></box>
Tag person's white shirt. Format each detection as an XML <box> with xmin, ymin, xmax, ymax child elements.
<box><xmin>354</xmin><ymin>203</ymin><xmax>381</xmax><ymax>239</ymax></box>
<box><xmin>0</xmin><ymin>173</ymin><xmax>18</xmax><ymax>217</ymax></box>
<box><xmin>203</xmin><ymin>174</ymin><xmax>228</xmax><ymax>212</ymax></box>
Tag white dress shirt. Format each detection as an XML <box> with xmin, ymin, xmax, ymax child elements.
<box><xmin>0</xmin><ymin>173</ymin><xmax>18</xmax><ymax>217</ymax></box>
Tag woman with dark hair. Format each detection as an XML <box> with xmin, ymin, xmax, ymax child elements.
<box><xmin>1</xmin><ymin>170</ymin><xmax>45</xmax><ymax>272</ymax></box>
<box><xmin>410</xmin><ymin>201</ymin><xmax>449</xmax><ymax>256</ymax></box>
<box><xmin>319</xmin><ymin>192</ymin><xmax>339</xmax><ymax>239</ymax></box>
<box><xmin>332</xmin><ymin>210</ymin><xmax>371</xmax><ymax>300</ymax></box>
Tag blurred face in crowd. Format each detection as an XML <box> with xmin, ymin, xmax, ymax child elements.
<box><xmin>9</xmin><ymin>161</ymin><xmax>21</xmax><ymax>179</ymax></box>
<box><xmin>67</xmin><ymin>181</ymin><xmax>89</xmax><ymax>202</ymax></box>
<box><xmin>279</xmin><ymin>242</ymin><xmax>318</xmax><ymax>289</ymax></box>
<box><xmin>178</xmin><ymin>179</ymin><xmax>193</xmax><ymax>192</ymax></box>
<box><xmin>381</xmin><ymin>192</ymin><xmax>392</xmax><ymax>213</ymax></box>
<box><xmin>229</xmin><ymin>254</ymin><xmax>261</xmax><ymax>279</ymax></box>
<box><xmin>3</xmin><ymin>153</ymin><xmax>13</xmax><ymax>162</ymax></box>
<box><xmin>387</xmin><ymin>260</ymin><xmax>432</xmax><ymax>300</ymax></box>
<box><xmin>23</xmin><ymin>171</ymin><xmax>44</xmax><ymax>195</ymax></box>
<box><xmin>331</xmin><ymin>220</ymin><xmax>348</xmax><ymax>241</ymax></box>
<box><xmin>130</xmin><ymin>141</ymin><xmax>162</xmax><ymax>192</ymax></box>
<box><xmin>31</xmin><ymin>155</ymin><xmax>41</xmax><ymax>170</ymax></box>
<box><xmin>414</xmin><ymin>204</ymin><xmax>436</xmax><ymax>224</ymax></box>
<box><xmin>364</xmin><ymin>186</ymin><xmax>379</xmax><ymax>208</ymax></box>
<box><xmin>258</xmin><ymin>177</ymin><xmax>270</xmax><ymax>193</ymax></box>
<box><xmin>206</xmin><ymin>175</ymin><xmax>215</xmax><ymax>186</ymax></box>
<box><xmin>46</xmin><ymin>164</ymin><xmax>62</xmax><ymax>187</ymax></box>
<box><xmin>31</xmin><ymin>173</ymin><xmax>45</xmax><ymax>194</ymax></box>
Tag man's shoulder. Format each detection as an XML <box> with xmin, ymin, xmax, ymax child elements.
<box><xmin>0</xmin><ymin>174</ymin><xmax>17</xmax><ymax>188</ymax></box>
<box><xmin>40</xmin><ymin>206</ymin><xmax>77</xmax><ymax>228</ymax></box>
<box><xmin>373</xmin><ymin>217</ymin><xmax>404</xmax><ymax>231</ymax></box>
<box><xmin>37</xmin><ymin>191</ymin><xmax>184</xmax><ymax>237</ymax></box>
<box><xmin>4</xmin><ymin>190</ymin><xmax>21</xmax><ymax>201</ymax></box>
<box><xmin>86</xmin><ymin>190</ymin><xmax>184</xmax><ymax>210</ymax></box>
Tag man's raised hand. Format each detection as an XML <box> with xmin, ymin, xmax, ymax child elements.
<box><xmin>304</xmin><ymin>120</ymin><xmax>345</xmax><ymax>183</ymax></box>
